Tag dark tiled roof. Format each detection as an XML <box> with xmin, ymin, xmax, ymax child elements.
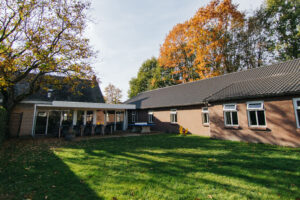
<box><xmin>26</xmin><ymin>81</ymin><xmax>105</xmax><ymax>103</ymax></box>
<box><xmin>125</xmin><ymin>59</ymin><xmax>300</xmax><ymax>109</ymax></box>
<box><xmin>1</xmin><ymin>77</ymin><xmax>105</xmax><ymax>103</ymax></box>
<box><xmin>206</xmin><ymin>72</ymin><xmax>300</xmax><ymax>102</ymax></box>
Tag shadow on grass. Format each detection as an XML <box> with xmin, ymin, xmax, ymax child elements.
<box><xmin>0</xmin><ymin>140</ymin><xmax>103</xmax><ymax>200</ymax></box>
<box><xmin>1</xmin><ymin>134</ymin><xmax>300</xmax><ymax>199</ymax></box>
<box><xmin>65</xmin><ymin>134</ymin><xmax>300</xmax><ymax>199</ymax></box>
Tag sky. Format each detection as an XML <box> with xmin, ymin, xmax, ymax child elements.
<box><xmin>86</xmin><ymin>0</ymin><xmax>265</xmax><ymax>101</ymax></box>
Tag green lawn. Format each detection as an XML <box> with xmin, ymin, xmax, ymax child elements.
<box><xmin>0</xmin><ymin>134</ymin><xmax>300</xmax><ymax>200</ymax></box>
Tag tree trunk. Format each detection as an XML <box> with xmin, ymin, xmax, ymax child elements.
<box><xmin>1</xmin><ymin>89</ymin><xmax>17</xmax><ymax>138</ymax></box>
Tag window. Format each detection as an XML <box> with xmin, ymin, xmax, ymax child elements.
<box><xmin>247</xmin><ymin>101</ymin><xmax>266</xmax><ymax>127</ymax></box>
<box><xmin>170</xmin><ymin>109</ymin><xmax>177</xmax><ymax>123</ymax></box>
<box><xmin>223</xmin><ymin>104</ymin><xmax>238</xmax><ymax>126</ymax></box>
<box><xmin>132</xmin><ymin>111</ymin><xmax>136</xmax><ymax>123</ymax></box>
<box><xmin>202</xmin><ymin>107</ymin><xmax>209</xmax><ymax>125</ymax></box>
<box><xmin>293</xmin><ymin>98</ymin><xmax>300</xmax><ymax>128</ymax></box>
<box><xmin>148</xmin><ymin>111</ymin><xmax>154</xmax><ymax>123</ymax></box>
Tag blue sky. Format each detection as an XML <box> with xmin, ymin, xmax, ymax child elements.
<box><xmin>86</xmin><ymin>0</ymin><xmax>264</xmax><ymax>101</ymax></box>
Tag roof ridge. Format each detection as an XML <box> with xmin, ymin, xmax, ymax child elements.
<box><xmin>134</xmin><ymin>58</ymin><xmax>300</xmax><ymax>96</ymax></box>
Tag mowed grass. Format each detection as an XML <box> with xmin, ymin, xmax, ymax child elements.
<box><xmin>0</xmin><ymin>134</ymin><xmax>300</xmax><ymax>200</ymax></box>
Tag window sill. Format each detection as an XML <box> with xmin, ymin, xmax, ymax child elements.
<box><xmin>170</xmin><ymin>122</ymin><xmax>177</xmax><ymax>124</ymax></box>
<box><xmin>224</xmin><ymin>126</ymin><xmax>241</xmax><ymax>130</ymax></box>
<box><xmin>249</xmin><ymin>126</ymin><xmax>270</xmax><ymax>131</ymax></box>
<box><xmin>203</xmin><ymin>123</ymin><xmax>210</xmax><ymax>127</ymax></box>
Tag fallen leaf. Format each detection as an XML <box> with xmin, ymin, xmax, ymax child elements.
<box><xmin>208</xmin><ymin>195</ymin><xmax>213</xmax><ymax>199</ymax></box>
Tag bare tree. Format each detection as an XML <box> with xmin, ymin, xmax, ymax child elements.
<box><xmin>104</xmin><ymin>83</ymin><xmax>122</xmax><ymax>104</ymax></box>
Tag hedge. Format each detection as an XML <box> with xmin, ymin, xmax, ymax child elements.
<box><xmin>0</xmin><ymin>107</ymin><xmax>7</xmax><ymax>145</ymax></box>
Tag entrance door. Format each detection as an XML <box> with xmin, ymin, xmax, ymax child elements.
<box><xmin>35</xmin><ymin>112</ymin><xmax>48</xmax><ymax>135</ymax></box>
<box><xmin>47</xmin><ymin>111</ymin><xmax>61</xmax><ymax>137</ymax></box>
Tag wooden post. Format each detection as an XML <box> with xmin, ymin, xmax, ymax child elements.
<box><xmin>81</xmin><ymin>110</ymin><xmax>87</xmax><ymax>136</ymax></box>
<box><xmin>59</xmin><ymin>111</ymin><xmax>63</xmax><ymax>138</ymax></box>
<box><xmin>92</xmin><ymin>110</ymin><xmax>97</xmax><ymax>135</ymax></box>
<box><xmin>114</xmin><ymin>110</ymin><xmax>117</xmax><ymax>131</ymax></box>
<box><xmin>123</xmin><ymin>110</ymin><xmax>128</xmax><ymax>131</ymax></box>
<box><xmin>73</xmin><ymin>110</ymin><xmax>77</xmax><ymax>126</ymax></box>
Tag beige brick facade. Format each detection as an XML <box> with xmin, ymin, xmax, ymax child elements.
<box><xmin>129</xmin><ymin>97</ymin><xmax>300</xmax><ymax>147</ymax></box>
<box><xmin>210</xmin><ymin>97</ymin><xmax>300</xmax><ymax>147</ymax></box>
<box><xmin>10</xmin><ymin>104</ymin><xmax>34</xmax><ymax>137</ymax></box>
<box><xmin>130</xmin><ymin>105</ymin><xmax>210</xmax><ymax>137</ymax></box>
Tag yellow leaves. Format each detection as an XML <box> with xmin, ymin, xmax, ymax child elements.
<box><xmin>158</xmin><ymin>0</ymin><xmax>244</xmax><ymax>83</ymax></box>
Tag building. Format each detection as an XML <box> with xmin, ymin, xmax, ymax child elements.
<box><xmin>125</xmin><ymin>59</ymin><xmax>300</xmax><ymax>147</ymax></box>
<box><xmin>3</xmin><ymin>78</ymin><xmax>135</xmax><ymax>137</ymax></box>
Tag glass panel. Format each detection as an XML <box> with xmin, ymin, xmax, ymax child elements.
<box><xmin>249</xmin><ymin>111</ymin><xmax>257</xmax><ymax>126</ymax></box>
<box><xmin>248</xmin><ymin>103</ymin><xmax>262</xmax><ymax>109</ymax></box>
<box><xmin>225</xmin><ymin>112</ymin><xmax>232</xmax><ymax>125</ymax></box>
<box><xmin>62</xmin><ymin>111</ymin><xmax>73</xmax><ymax>126</ymax></box>
<box><xmin>149</xmin><ymin>114</ymin><xmax>153</xmax><ymax>123</ymax></box>
<box><xmin>170</xmin><ymin>113</ymin><xmax>177</xmax><ymax>123</ymax></box>
<box><xmin>77</xmin><ymin>110</ymin><xmax>84</xmax><ymax>126</ymax></box>
<box><xmin>132</xmin><ymin>111</ymin><xmax>136</xmax><ymax>123</ymax></box>
<box><xmin>297</xmin><ymin>101</ymin><xmax>300</xmax><ymax>107</ymax></box>
<box><xmin>203</xmin><ymin>113</ymin><xmax>209</xmax><ymax>124</ymax></box>
<box><xmin>47</xmin><ymin>111</ymin><xmax>61</xmax><ymax>136</ymax></box>
<box><xmin>61</xmin><ymin>111</ymin><xmax>73</xmax><ymax>136</ymax></box>
<box><xmin>224</xmin><ymin>104</ymin><xmax>236</xmax><ymax>110</ymax></box>
<box><xmin>257</xmin><ymin>111</ymin><xmax>266</xmax><ymax>126</ymax></box>
<box><xmin>232</xmin><ymin>112</ymin><xmax>238</xmax><ymax>125</ymax></box>
<box><xmin>297</xmin><ymin>110</ymin><xmax>300</xmax><ymax>126</ymax></box>
<box><xmin>35</xmin><ymin>112</ymin><xmax>47</xmax><ymax>135</ymax></box>
<box><xmin>86</xmin><ymin>111</ymin><xmax>93</xmax><ymax>125</ymax></box>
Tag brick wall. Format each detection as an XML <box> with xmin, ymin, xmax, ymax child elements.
<box><xmin>132</xmin><ymin>105</ymin><xmax>210</xmax><ymax>136</ymax></box>
<box><xmin>210</xmin><ymin>97</ymin><xmax>300</xmax><ymax>147</ymax></box>
<box><xmin>10</xmin><ymin>103</ymin><xmax>34</xmax><ymax>137</ymax></box>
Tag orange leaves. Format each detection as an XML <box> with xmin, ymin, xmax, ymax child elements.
<box><xmin>158</xmin><ymin>0</ymin><xmax>244</xmax><ymax>83</ymax></box>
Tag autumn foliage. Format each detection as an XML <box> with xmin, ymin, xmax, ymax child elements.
<box><xmin>159</xmin><ymin>0</ymin><xmax>244</xmax><ymax>83</ymax></box>
<box><xmin>0</xmin><ymin>0</ymin><xmax>95</xmax><ymax>114</ymax></box>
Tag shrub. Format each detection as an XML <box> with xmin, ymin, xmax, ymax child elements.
<box><xmin>0</xmin><ymin>107</ymin><xmax>7</xmax><ymax>145</ymax></box>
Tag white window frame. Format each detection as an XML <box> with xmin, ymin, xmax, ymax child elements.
<box><xmin>132</xmin><ymin>111</ymin><xmax>136</xmax><ymax>123</ymax></box>
<box><xmin>202</xmin><ymin>107</ymin><xmax>209</xmax><ymax>125</ymax></box>
<box><xmin>223</xmin><ymin>103</ymin><xmax>239</xmax><ymax>127</ymax></box>
<box><xmin>148</xmin><ymin>110</ymin><xmax>154</xmax><ymax>123</ymax></box>
<box><xmin>293</xmin><ymin>98</ymin><xmax>300</xmax><ymax>128</ymax></box>
<box><xmin>247</xmin><ymin>101</ymin><xmax>267</xmax><ymax>127</ymax></box>
<box><xmin>170</xmin><ymin>109</ymin><xmax>177</xmax><ymax>124</ymax></box>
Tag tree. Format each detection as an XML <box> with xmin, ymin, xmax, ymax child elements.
<box><xmin>159</xmin><ymin>0</ymin><xmax>245</xmax><ymax>82</ymax></box>
<box><xmin>104</xmin><ymin>83</ymin><xmax>122</xmax><ymax>104</ymax></box>
<box><xmin>264</xmin><ymin>0</ymin><xmax>300</xmax><ymax>60</ymax></box>
<box><xmin>128</xmin><ymin>57</ymin><xmax>160</xmax><ymax>98</ymax></box>
<box><xmin>237</xmin><ymin>8</ymin><xmax>274</xmax><ymax>69</ymax></box>
<box><xmin>0</xmin><ymin>0</ymin><xmax>95</xmax><ymax>136</ymax></box>
<box><xmin>158</xmin><ymin>23</ymin><xmax>198</xmax><ymax>83</ymax></box>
